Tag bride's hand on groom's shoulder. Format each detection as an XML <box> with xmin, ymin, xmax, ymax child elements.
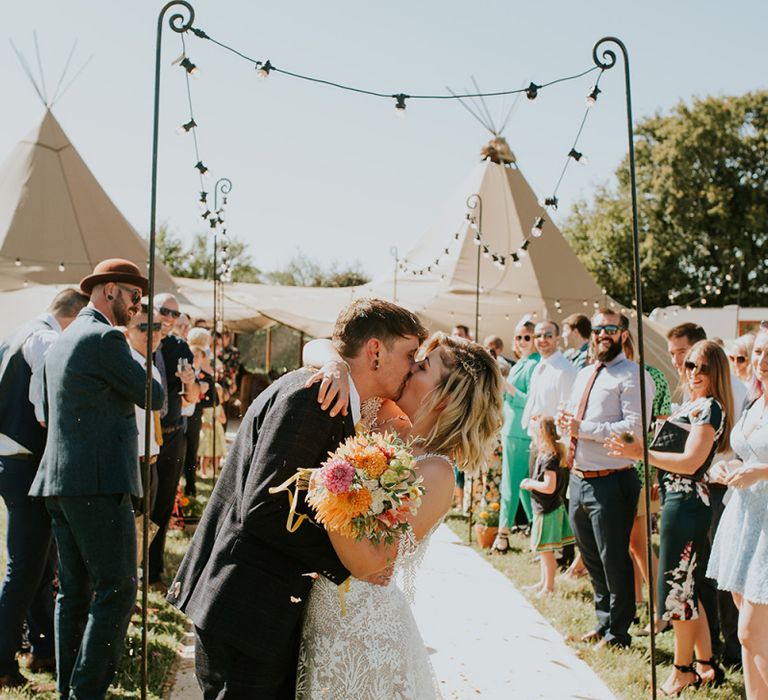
<box><xmin>305</xmin><ymin>360</ymin><xmax>351</xmax><ymax>417</ymax></box>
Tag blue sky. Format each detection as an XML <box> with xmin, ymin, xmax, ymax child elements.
<box><xmin>2</xmin><ymin>0</ymin><xmax>766</xmax><ymax>280</ymax></box>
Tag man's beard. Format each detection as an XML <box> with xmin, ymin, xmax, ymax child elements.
<box><xmin>595</xmin><ymin>337</ymin><xmax>622</xmax><ymax>363</ymax></box>
<box><xmin>112</xmin><ymin>297</ymin><xmax>133</xmax><ymax>326</ymax></box>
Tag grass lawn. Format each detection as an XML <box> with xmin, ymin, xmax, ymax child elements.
<box><xmin>446</xmin><ymin>517</ymin><xmax>745</xmax><ymax>700</ymax></box>
<box><xmin>0</xmin><ymin>477</ymin><xmax>213</xmax><ymax>699</ymax></box>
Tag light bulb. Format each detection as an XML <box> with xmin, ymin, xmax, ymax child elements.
<box><xmin>394</xmin><ymin>93</ymin><xmax>407</xmax><ymax>116</ymax></box>
<box><xmin>586</xmin><ymin>85</ymin><xmax>601</xmax><ymax>107</ymax></box>
<box><xmin>257</xmin><ymin>60</ymin><xmax>273</xmax><ymax>79</ymax></box>
<box><xmin>525</xmin><ymin>82</ymin><xmax>540</xmax><ymax>100</ymax></box>
<box><xmin>14</xmin><ymin>257</ymin><xmax>21</xmax><ymax>266</ymax></box>
<box><xmin>58</xmin><ymin>262</ymin><xmax>65</xmax><ymax>272</ymax></box>
<box><xmin>531</xmin><ymin>217</ymin><xmax>544</xmax><ymax>238</ymax></box>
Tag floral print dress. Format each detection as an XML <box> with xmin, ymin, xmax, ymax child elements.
<box><xmin>657</xmin><ymin>397</ymin><xmax>723</xmax><ymax>621</ymax></box>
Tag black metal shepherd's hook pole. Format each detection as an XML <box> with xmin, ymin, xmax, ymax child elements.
<box><xmin>593</xmin><ymin>36</ymin><xmax>657</xmax><ymax>699</ymax></box>
<box><xmin>466</xmin><ymin>193</ymin><xmax>483</xmax><ymax>545</ymax></box>
<box><xmin>211</xmin><ymin>177</ymin><xmax>232</xmax><ymax>487</ymax></box>
<box><xmin>144</xmin><ymin>3</ymin><xmax>195</xmax><ymax>699</ymax></box>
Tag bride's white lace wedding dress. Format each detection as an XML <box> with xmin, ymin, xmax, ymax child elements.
<box><xmin>295</xmin><ymin>452</ymin><xmax>446</xmax><ymax>700</ymax></box>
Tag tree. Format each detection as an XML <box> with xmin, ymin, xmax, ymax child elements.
<box><xmin>563</xmin><ymin>91</ymin><xmax>768</xmax><ymax>309</ymax></box>
<box><xmin>264</xmin><ymin>251</ymin><xmax>370</xmax><ymax>287</ymax></box>
<box><xmin>155</xmin><ymin>225</ymin><xmax>262</xmax><ymax>283</ymax></box>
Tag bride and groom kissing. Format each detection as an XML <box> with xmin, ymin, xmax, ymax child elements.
<box><xmin>167</xmin><ymin>298</ymin><xmax>503</xmax><ymax>699</ymax></box>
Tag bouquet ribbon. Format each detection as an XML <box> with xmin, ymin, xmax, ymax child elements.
<box><xmin>268</xmin><ymin>469</ymin><xmax>314</xmax><ymax>533</ymax></box>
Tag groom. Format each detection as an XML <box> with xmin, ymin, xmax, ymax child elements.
<box><xmin>168</xmin><ymin>298</ymin><xmax>427</xmax><ymax>698</ymax></box>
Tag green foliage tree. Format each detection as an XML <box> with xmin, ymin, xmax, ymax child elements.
<box><xmin>155</xmin><ymin>225</ymin><xmax>261</xmax><ymax>282</ymax></box>
<box><xmin>264</xmin><ymin>251</ymin><xmax>370</xmax><ymax>287</ymax></box>
<box><xmin>563</xmin><ymin>91</ymin><xmax>768</xmax><ymax>309</ymax></box>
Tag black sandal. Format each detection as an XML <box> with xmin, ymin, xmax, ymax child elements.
<box><xmin>490</xmin><ymin>531</ymin><xmax>509</xmax><ymax>554</ymax></box>
<box><xmin>696</xmin><ymin>658</ymin><xmax>725</xmax><ymax>687</ymax></box>
<box><xmin>659</xmin><ymin>664</ymin><xmax>701</xmax><ymax>697</ymax></box>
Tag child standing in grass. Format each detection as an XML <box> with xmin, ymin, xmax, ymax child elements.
<box><xmin>521</xmin><ymin>415</ymin><xmax>575</xmax><ymax>596</ymax></box>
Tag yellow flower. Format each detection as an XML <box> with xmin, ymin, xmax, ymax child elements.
<box><xmin>489</xmin><ymin>502</ymin><xmax>500</xmax><ymax>512</ymax></box>
<box><xmin>479</xmin><ymin>511</ymin><xmax>489</xmax><ymax>519</ymax></box>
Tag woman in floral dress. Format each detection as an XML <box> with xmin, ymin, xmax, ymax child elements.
<box><xmin>607</xmin><ymin>340</ymin><xmax>732</xmax><ymax>696</ymax></box>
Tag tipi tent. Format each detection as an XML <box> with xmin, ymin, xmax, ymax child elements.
<box><xmin>0</xmin><ymin>109</ymin><xmax>176</xmax><ymax>292</ymax></box>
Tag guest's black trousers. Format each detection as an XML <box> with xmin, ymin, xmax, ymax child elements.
<box><xmin>569</xmin><ymin>468</ymin><xmax>640</xmax><ymax>647</ymax></box>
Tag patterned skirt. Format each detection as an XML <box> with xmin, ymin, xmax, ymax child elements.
<box><xmin>530</xmin><ymin>504</ymin><xmax>575</xmax><ymax>553</ymax></box>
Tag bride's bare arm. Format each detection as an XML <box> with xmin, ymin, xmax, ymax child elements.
<box><xmin>327</xmin><ymin>530</ymin><xmax>398</xmax><ymax>579</ymax></box>
<box><xmin>302</xmin><ymin>339</ymin><xmax>350</xmax><ymax>416</ymax></box>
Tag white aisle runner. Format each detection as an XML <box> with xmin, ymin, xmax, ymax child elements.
<box><xmin>413</xmin><ymin>524</ymin><xmax>617</xmax><ymax>700</ymax></box>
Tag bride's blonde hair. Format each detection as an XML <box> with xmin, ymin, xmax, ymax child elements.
<box><xmin>415</xmin><ymin>333</ymin><xmax>503</xmax><ymax>476</ymax></box>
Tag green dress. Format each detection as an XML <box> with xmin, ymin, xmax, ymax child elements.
<box><xmin>498</xmin><ymin>352</ymin><xmax>540</xmax><ymax>529</ymax></box>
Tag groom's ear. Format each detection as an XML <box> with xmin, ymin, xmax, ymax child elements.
<box><xmin>365</xmin><ymin>338</ymin><xmax>382</xmax><ymax>368</ymax></box>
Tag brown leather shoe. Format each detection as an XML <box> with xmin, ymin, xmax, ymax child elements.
<box><xmin>27</xmin><ymin>655</ymin><xmax>56</xmax><ymax>673</ymax></box>
<box><xmin>0</xmin><ymin>670</ymin><xmax>27</xmax><ymax>689</ymax></box>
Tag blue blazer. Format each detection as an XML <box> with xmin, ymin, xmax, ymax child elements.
<box><xmin>29</xmin><ymin>307</ymin><xmax>165</xmax><ymax>498</ymax></box>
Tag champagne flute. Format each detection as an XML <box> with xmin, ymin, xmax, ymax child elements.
<box><xmin>178</xmin><ymin>358</ymin><xmax>190</xmax><ymax>395</ymax></box>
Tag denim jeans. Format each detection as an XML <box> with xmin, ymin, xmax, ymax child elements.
<box><xmin>46</xmin><ymin>494</ymin><xmax>137</xmax><ymax>699</ymax></box>
<box><xmin>0</xmin><ymin>455</ymin><xmax>56</xmax><ymax>675</ymax></box>
<box><xmin>569</xmin><ymin>468</ymin><xmax>640</xmax><ymax>646</ymax></box>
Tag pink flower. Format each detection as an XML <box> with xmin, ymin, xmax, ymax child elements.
<box><xmin>319</xmin><ymin>459</ymin><xmax>356</xmax><ymax>494</ymax></box>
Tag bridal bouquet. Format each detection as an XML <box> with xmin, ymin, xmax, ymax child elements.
<box><xmin>307</xmin><ymin>432</ymin><xmax>424</xmax><ymax>545</ymax></box>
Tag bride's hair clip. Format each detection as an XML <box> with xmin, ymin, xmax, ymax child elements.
<box><xmin>455</xmin><ymin>353</ymin><xmax>479</xmax><ymax>380</ymax></box>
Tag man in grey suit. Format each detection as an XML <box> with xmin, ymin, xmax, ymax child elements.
<box><xmin>168</xmin><ymin>298</ymin><xmax>427</xmax><ymax>699</ymax></box>
<box><xmin>30</xmin><ymin>259</ymin><xmax>165</xmax><ymax>699</ymax></box>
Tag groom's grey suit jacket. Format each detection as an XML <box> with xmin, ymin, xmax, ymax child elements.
<box><xmin>168</xmin><ymin>368</ymin><xmax>352</xmax><ymax>663</ymax></box>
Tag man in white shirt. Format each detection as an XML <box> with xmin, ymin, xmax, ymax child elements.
<box><xmin>522</xmin><ymin>320</ymin><xmax>578</xmax><ymax>440</ymax></box>
<box><xmin>0</xmin><ymin>288</ymin><xmax>88</xmax><ymax>688</ymax></box>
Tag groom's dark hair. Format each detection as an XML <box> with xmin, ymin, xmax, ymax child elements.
<box><xmin>333</xmin><ymin>298</ymin><xmax>428</xmax><ymax>357</ymax></box>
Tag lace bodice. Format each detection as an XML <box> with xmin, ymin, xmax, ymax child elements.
<box><xmin>296</xmin><ymin>452</ymin><xmax>449</xmax><ymax>699</ymax></box>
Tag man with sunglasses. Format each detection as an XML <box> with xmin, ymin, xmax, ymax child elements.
<box><xmin>149</xmin><ymin>293</ymin><xmax>200</xmax><ymax>593</ymax></box>
<box><xmin>666</xmin><ymin>322</ymin><xmax>746</xmax><ymax>665</ymax></box>
<box><xmin>125</xmin><ymin>308</ymin><xmax>165</xmax><ymax>515</ymax></box>
<box><xmin>29</xmin><ymin>259</ymin><xmax>165</xmax><ymax>699</ymax></box>
<box><xmin>557</xmin><ymin>309</ymin><xmax>653</xmax><ymax>649</ymax></box>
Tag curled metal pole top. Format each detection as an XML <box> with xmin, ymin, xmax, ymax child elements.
<box><xmin>592</xmin><ymin>36</ymin><xmax>627</xmax><ymax>71</ymax></box>
<box><xmin>160</xmin><ymin>0</ymin><xmax>195</xmax><ymax>34</ymax></box>
<box><xmin>214</xmin><ymin>177</ymin><xmax>233</xmax><ymax>211</ymax></box>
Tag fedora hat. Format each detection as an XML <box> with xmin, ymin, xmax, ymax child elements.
<box><xmin>80</xmin><ymin>258</ymin><xmax>149</xmax><ymax>296</ymax></box>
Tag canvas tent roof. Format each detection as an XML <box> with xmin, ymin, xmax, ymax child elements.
<box><xmin>0</xmin><ymin>109</ymin><xmax>176</xmax><ymax>292</ymax></box>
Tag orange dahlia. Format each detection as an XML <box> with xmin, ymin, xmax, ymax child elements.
<box><xmin>358</xmin><ymin>446</ymin><xmax>388</xmax><ymax>478</ymax></box>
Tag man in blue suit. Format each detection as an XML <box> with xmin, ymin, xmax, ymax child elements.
<box><xmin>30</xmin><ymin>259</ymin><xmax>165</xmax><ymax>699</ymax></box>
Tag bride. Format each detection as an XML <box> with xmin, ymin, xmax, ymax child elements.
<box><xmin>295</xmin><ymin>332</ymin><xmax>503</xmax><ymax>699</ymax></box>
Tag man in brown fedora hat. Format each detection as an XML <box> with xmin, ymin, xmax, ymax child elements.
<box><xmin>30</xmin><ymin>258</ymin><xmax>165</xmax><ymax>699</ymax></box>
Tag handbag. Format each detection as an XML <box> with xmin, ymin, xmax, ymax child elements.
<box><xmin>649</xmin><ymin>418</ymin><xmax>690</xmax><ymax>453</ymax></box>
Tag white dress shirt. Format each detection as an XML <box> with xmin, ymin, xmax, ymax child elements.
<box><xmin>568</xmin><ymin>352</ymin><xmax>655</xmax><ymax>471</ymax></box>
<box><xmin>130</xmin><ymin>346</ymin><xmax>162</xmax><ymax>458</ymax></box>
<box><xmin>348</xmin><ymin>375</ymin><xmax>362</xmax><ymax>427</ymax></box>
<box><xmin>522</xmin><ymin>350</ymin><xmax>578</xmax><ymax>439</ymax></box>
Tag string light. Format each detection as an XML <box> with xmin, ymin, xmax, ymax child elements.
<box><xmin>256</xmin><ymin>59</ymin><xmax>273</xmax><ymax>78</ymax></box>
<box><xmin>517</xmin><ymin>294</ymin><xmax>522</xmax><ymax>303</ymax></box>
<box><xmin>201</xmin><ymin>209</ymin><xmax>211</xmax><ymax>219</ymax></box>
<box><xmin>178</xmin><ymin>118</ymin><xmax>197</xmax><ymax>134</ymax></box>
<box><xmin>568</xmin><ymin>147</ymin><xmax>584</xmax><ymax>162</ymax></box>
<box><xmin>58</xmin><ymin>262</ymin><xmax>65</xmax><ymax>272</ymax></box>
<box><xmin>539</xmin><ymin>196</ymin><xmax>559</xmax><ymax>209</ymax></box>
<box><xmin>525</xmin><ymin>82</ymin><xmax>540</xmax><ymax>100</ymax></box>
<box><xmin>180</xmin><ymin>57</ymin><xmax>199</xmax><ymax>76</ymax></box>
<box><xmin>586</xmin><ymin>85</ymin><xmax>601</xmax><ymax>107</ymax></box>
<box><xmin>14</xmin><ymin>257</ymin><xmax>21</xmax><ymax>266</ymax></box>
<box><xmin>531</xmin><ymin>217</ymin><xmax>545</xmax><ymax>238</ymax></box>
<box><xmin>394</xmin><ymin>93</ymin><xmax>408</xmax><ymax>115</ymax></box>
<box><xmin>195</xmin><ymin>161</ymin><xmax>208</xmax><ymax>175</ymax></box>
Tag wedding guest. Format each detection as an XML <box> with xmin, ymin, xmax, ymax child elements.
<box><xmin>173</xmin><ymin>313</ymin><xmax>191</xmax><ymax>340</ymax></box>
<box><xmin>727</xmin><ymin>334</ymin><xmax>755</xmax><ymax>394</ymax></box>
<box><xmin>520</xmin><ymin>416</ymin><xmax>575</xmax><ymax>596</ymax></box>
<box><xmin>667</xmin><ymin>322</ymin><xmax>745</xmax><ymax>662</ymax></box>
<box><xmin>187</xmin><ymin>329</ymin><xmax>215</xmax><ymax>478</ymax></box>
<box><xmin>562</xmin><ymin>313</ymin><xmax>592</xmax><ymax>370</ymax></box>
<box><xmin>217</xmin><ymin>328</ymin><xmax>240</xmax><ymax>403</ymax></box>
<box><xmin>607</xmin><ymin>340</ymin><xmax>732</xmax><ymax>694</ymax></box>
<box><xmin>558</xmin><ymin>309</ymin><xmax>653</xmax><ymax>649</ymax></box>
<box><xmin>484</xmin><ymin>334</ymin><xmax>513</xmax><ymax>366</ymax></box>
<box><xmin>452</xmin><ymin>324</ymin><xmax>471</xmax><ymax>340</ymax></box>
<box><xmin>708</xmin><ymin>326</ymin><xmax>768</xmax><ymax>698</ymax></box>
<box><xmin>492</xmin><ymin>320</ymin><xmax>539</xmax><ymax>553</ymax></box>
<box><xmin>199</xmin><ymin>384</ymin><xmax>227</xmax><ymax>477</ymax></box>
<box><xmin>522</xmin><ymin>320</ymin><xmax>577</xmax><ymax>442</ymax></box>
<box><xmin>0</xmin><ymin>288</ymin><xmax>88</xmax><ymax>689</ymax></box>
<box><xmin>622</xmin><ymin>330</ymin><xmax>670</xmax><ymax>634</ymax></box>
<box><xmin>124</xmin><ymin>307</ymin><xmax>164</xmax><ymax>515</ymax></box>
<box><xmin>149</xmin><ymin>293</ymin><xmax>200</xmax><ymax>592</ymax></box>
<box><xmin>29</xmin><ymin>259</ymin><xmax>164</xmax><ymax>699</ymax></box>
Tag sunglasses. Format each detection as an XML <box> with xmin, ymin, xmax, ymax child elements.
<box><xmin>728</xmin><ymin>355</ymin><xmax>747</xmax><ymax>364</ymax></box>
<box><xmin>534</xmin><ymin>332</ymin><xmax>554</xmax><ymax>339</ymax></box>
<box><xmin>592</xmin><ymin>325</ymin><xmax>622</xmax><ymax>336</ymax></box>
<box><xmin>684</xmin><ymin>360</ymin><xmax>709</xmax><ymax>375</ymax></box>
<box><xmin>157</xmin><ymin>306</ymin><xmax>181</xmax><ymax>319</ymax></box>
<box><xmin>135</xmin><ymin>322</ymin><xmax>162</xmax><ymax>333</ymax></box>
<box><xmin>116</xmin><ymin>284</ymin><xmax>142</xmax><ymax>306</ymax></box>
<box><xmin>515</xmin><ymin>334</ymin><xmax>531</xmax><ymax>341</ymax></box>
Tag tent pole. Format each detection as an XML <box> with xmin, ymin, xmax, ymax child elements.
<box><xmin>298</xmin><ymin>331</ymin><xmax>305</xmax><ymax>368</ymax></box>
<box><xmin>593</xmin><ymin>37</ymin><xmax>656</xmax><ymax>700</ymax></box>
<box><xmin>146</xmin><ymin>4</ymin><xmax>195</xmax><ymax>699</ymax></box>
<box><xmin>265</xmin><ymin>327</ymin><xmax>273</xmax><ymax>373</ymax></box>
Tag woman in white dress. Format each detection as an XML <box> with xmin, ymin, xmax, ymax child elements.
<box><xmin>295</xmin><ymin>332</ymin><xmax>503</xmax><ymax>699</ymax></box>
<box><xmin>708</xmin><ymin>326</ymin><xmax>768</xmax><ymax>699</ymax></box>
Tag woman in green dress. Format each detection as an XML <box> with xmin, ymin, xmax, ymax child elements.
<box><xmin>492</xmin><ymin>319</ymin><xmax>540</xmax><ymax>553</ymax></box>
